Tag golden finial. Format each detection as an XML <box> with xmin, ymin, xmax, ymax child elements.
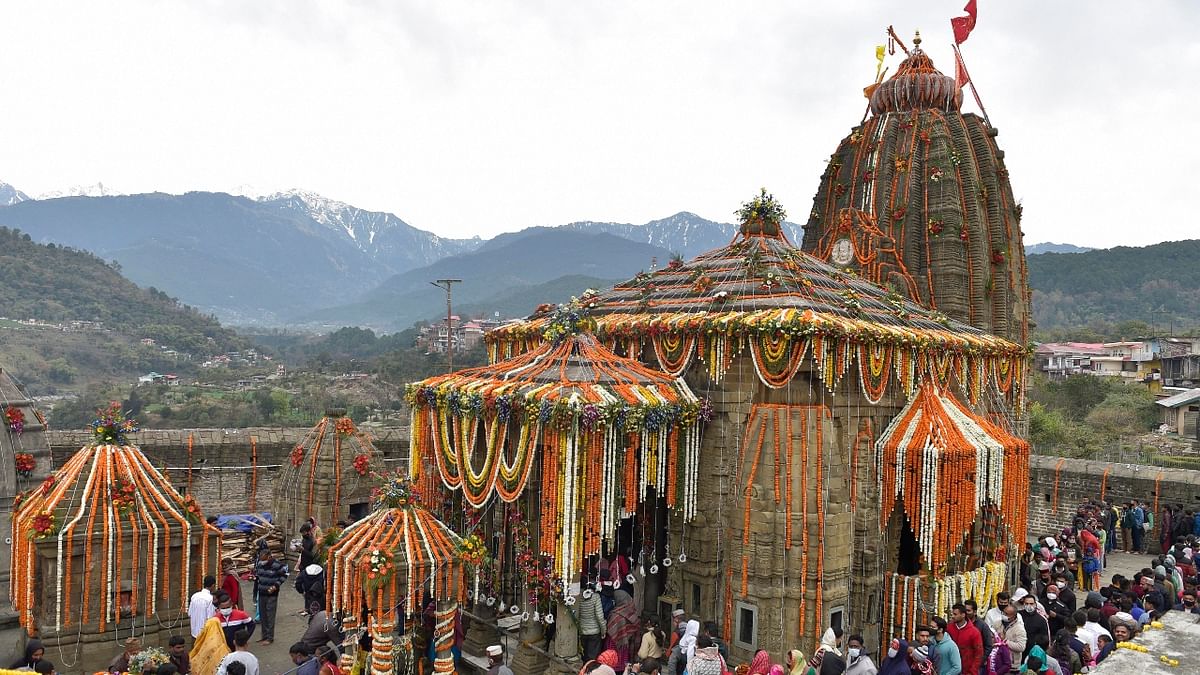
<box><xmin>913</xmin><ymin>30</ymin><xmax>922</xmax><ymax>47</ymax></box>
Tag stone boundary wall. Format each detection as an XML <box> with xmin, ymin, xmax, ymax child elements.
<box><xmin>45</xmin><ymin>425</ymin><xmax>410</xmax><ymax>518</ymax></box>
<box><xmin>1027</xmin><ymin>455</ymin><xmax>1200</xmax><ymax>551</ymax></box>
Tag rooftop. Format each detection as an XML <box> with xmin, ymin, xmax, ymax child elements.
<box><xmin>1157</xmin><ymin>387</ymin><xmax>1200</xmax><ymax>409</ymax></box>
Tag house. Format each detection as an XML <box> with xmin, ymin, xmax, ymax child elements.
<box><xmin>137</xmin><ymin>372</ymin><xmax>163</xmax><ymax>385</ymax></box>
<box><xmin>1156</xmin><ymin>388</ymin><xmax>1200</xmax><ymax>438</ymax></box>
<box><xmin>1034</xmin><ymin>342</ymin><xmax>1104</xmax><ymax>379</ymax></box>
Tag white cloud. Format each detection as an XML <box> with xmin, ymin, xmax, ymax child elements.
<box><xmin>0</xmin><ymin>0</ymin><xmax>1196</xmax><ymax>248</ymax></box>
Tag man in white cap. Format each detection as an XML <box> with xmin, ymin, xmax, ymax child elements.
<box><xmin>486</xmin><ymin>645</ymin><xmax>514</xmax><ymax>675</ymax></box>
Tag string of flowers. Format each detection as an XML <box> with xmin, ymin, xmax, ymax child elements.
<box><xmin>5</xmin><ymin>406</ymin><xmax>25</xmax><ymax>435</ymax></box>
<box><xmin>14</xmin><ymin>453</ymin><xmax>34</xmax><ymax>479</ymax></box>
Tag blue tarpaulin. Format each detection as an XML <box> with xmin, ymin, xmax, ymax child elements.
<box><xmin>213</xmin><ymin>513</ymin><xmax>273</xmax><ymax>532</ymax></box>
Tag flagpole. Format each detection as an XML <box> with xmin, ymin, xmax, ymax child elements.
<box><xmin>953</xmin><ymin>44</ymin><xmax>992</xmax><ymax>127</ymax></box>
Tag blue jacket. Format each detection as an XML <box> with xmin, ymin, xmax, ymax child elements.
<box><xmin>1193</xmin><ymin>512</ymin><xmax>1200</xmax><ymax>536</ymax></box>
<box><xmin>1131</xmin><ymin>506</ymin><xmax>1145</xmax><ymax>528</ymax></box>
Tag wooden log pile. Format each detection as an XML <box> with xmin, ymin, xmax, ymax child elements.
<box><xmin>219</xmin><ymin>514</ymin><xmax>286</xmax><ymax>571</ymax></box>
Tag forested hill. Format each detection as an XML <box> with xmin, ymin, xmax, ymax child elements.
<box><xmin>1028</xmin><ymin>239</ymin><xmax>1200</xmax><ymax>332</ymax></box>
<box><xmin>0</xmin><ymin>226</ymin><xmax>245</xmax><ymax>354</ymax></box>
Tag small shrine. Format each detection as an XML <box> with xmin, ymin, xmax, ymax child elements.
<box><xmin>273</xmin><ymin>409</ymin><xmax>384</xmax><ymax>536</ymax></box>
<box><xmin>10</xmin><ymin>404</ymin><xmax>219</xmax><ymax>657</ymax></box>
<box><xmin>324</xmin><ymin>474</ymin><xmax>464</xmax><ymax>675</ymax></box>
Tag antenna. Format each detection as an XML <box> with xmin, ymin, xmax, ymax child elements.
<box><xmin>430</xmin><ymin>279</ymin><xmax>462</xmax><ymax>372</ymax></box>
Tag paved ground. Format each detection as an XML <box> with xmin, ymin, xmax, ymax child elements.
<box><xmin>233</xmin><ymin>576</ymin><xmax>322</xmax><ymax>675</ymax></box>
<box><xmin>1093</xmin><ymin>610</ymin><xmax>1200</xmax><ymax>674</ymax></box>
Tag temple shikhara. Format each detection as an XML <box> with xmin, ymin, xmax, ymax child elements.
<box><xmin>0</xmin><ymin>22</ymin><xmax>1033</xmax><ymax>675</ymax></box>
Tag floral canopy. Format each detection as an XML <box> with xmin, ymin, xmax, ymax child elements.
<box><xmin>876</xmin><ymin>382</ymin><xmax>1028</xmax><ymax>572</ymax></box>
<box><xmin>10</xmin><ymin>404</ymin><xmax>217</xmax><ymax>634</ymax></box>
<box><xmin>406</xmin><ymin>330</ymin><xmax>709</xmax><ymax>586</ymax></box>
<box><xmin>485</xmin><ymin>194</ymin><xmax>1026</xmax><ymax>405</ymax></box>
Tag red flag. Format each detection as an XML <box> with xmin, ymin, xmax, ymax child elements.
<box><xmin>951</xmin><ymin>0</ymin><xmax>978</xmax><ymax>44</ymax></box>
<box><xmin>954</xmin><ymin>46</ymin><xmax>970</xmax><ymax>89</ymax></box>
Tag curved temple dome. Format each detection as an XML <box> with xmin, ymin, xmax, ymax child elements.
<box><xmin>801</xmin><ymin>43</ymin><xmax>1030</xmax><ymax>344</ymax></box>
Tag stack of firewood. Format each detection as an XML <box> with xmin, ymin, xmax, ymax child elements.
<box><xmin>218</xmin><ymin>514</ymin><xmax>286</xmax><ymax>572</ymax></box>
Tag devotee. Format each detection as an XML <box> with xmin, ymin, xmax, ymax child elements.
<box><xmin>577</xmin><ymin>575</ymin><xmax>607</xmax><ymax>661</ymax></box>
<box><xmin>746</xmin><ymin>649</ymin><xmax>773</xmax><ymax>675</ymax></box>
<box><xmin>947</xmin><ymin>604</ymin><xmax>983</xmax><ymax>675</ymax></box>
<box><xmin>666</xmin><ymin>619</ymin><xmax>699</xmax><ymax>675</ymax></box>
<box><xmin>808</xmin><ymin>626</ymin><xmax>844</xmax><ymax>673</ymax></box>
<box><xmin>844</xmin><ymin>635</ymin><xmax>877</xmax><ymax>675</ymax></box>
<box><xmin>300</xmin><ymin>610</ymin><xmax>345</xmax><ymax>656</ymax></box>
<box><xmin>253</xmin><ymin>546</ymin><xmax>288</xmax><ymax>645</ymax></box>
<box><xmin>223</xmin><ymin>663</ymin><xmax>245</xmax><ymax>675</ymax></box>
<box><xmin>11</xmin><ymin>639</ymin><xmax>44</xmax><ymax>669</ymax></box>
<box><xmin>221</xmin><ymin>557</ymin><xmax>242</xmax><ymax>610</ymax></box>
<box><xmin>315</xmin><ymin>646</ymin><xmax>340</xmax><ymax>675</ymax></box>
<box><xmin>109</xmin><ymin>637</ymin><xmax>142</xmax><ymax>673</ymax></box>
<box><xmin>877</xmin><ymin>639</ymin><xmax>910</xmax><ymax>675</ymax></box>
<box><xmin>217</xmin><ymin>630</ymin><xmax>260</xmax><ymax>675</ymax></box>
<box><xmin>963</xmin><ymin>600</ymin><xmax>993</xmax><ymax>674</ymax></box>
<box><xmin>932</xmin><ymin>618</ymin><xmax>962</xmax><ymax>675</ymax></box>
<box><xmin>191</xmin><ymin>617</ymin><xmax>231</xmax><ymax>675</ymax></box>
<box><xmin>639</xmin><ymin>657</ymin><xmax>662</xmax><ymax>674</ymax></box>
<box><xmin>687</xmin><ymin>635</ymin><xmax>727</xmax><ymax>675</ymax></box>
<box><xmin>908</xmin><ymin>626</ymin><xmax>937</xmax><ymax>674</ymax></box>
<box><xmin>992</xmin><ymin>603</ymin><xmax>1027</xmax><ymax>670</ymax></box>
<box><xmin>1110</xmin><ymin>623</ymin><xmax>1132</xmax><ymax>645</ymax></box>
<box><xmin>295</xmin><ymin>562</ymin><xmax>327</xmax><ymax>614</ymax></box>
<box><xmin>668</xmin><ymin>609</ymin><xmax>687</xmax><ymax>649</ymax></box>
<box><xmin>289</xmin><ymin>643</ymin><xmax>320</xmax><ymax>675</ymax></box>
<box><xmin>189</xmin><ymin>575</ymin><xmax>217</xmax><ymax>638</ymax></box>
<box><xmin>637</xmin><ymin>616</ymin><xmax>666</xmax><ymax>662</ymax></box>
<box><xmin>485</xmin><ymin>644</ymin><xmax>514</xmax><ymax>675</ymax></box>
<box><xmin>1176</xmin><ymin>588</ymin><xmax>1200</xmax><ymax>613</ymax></box>
<box><xmin>168</xmin><ymin>635</ymin><xmax>191</xmax><ymax>675</ymax></box>
<box><xmin>214</xmin><ymin>591</ymin><xmax>256</xmax><ymax>649</ymax></box>
<box><xmin>1093</xmin><ymin>634</ymin><xmax>1114</xmax><ymax>664</ymax></box>
<box><xmin>32</xmin><ymin>661</ymin><xmax>54</xmax><ymax>675</ymax></box>
<box><xmin>785</xmin><ymin>649</ymin><xmax>807</xmax><ymax>675</ymax></box>
<box><xmin>299</xmin><ymin>523</ymin><xmax>317</xmax><ymax>570</ymax></box>
<box><xmin>1046</xmin><ymin>632</ymin><xmax>1080</xmax><ymax>675</ymax></box>
<box><xmin>1016</xmin><ymin>592</ymin><xmax>1050</xmax><ymax>658</ymax></box>
<box><xmin>984</xmin><ymin>592</ymin><xmax>1010</xmax><ymax>627</ymax></box>
<box><xmin>604</xmin><ymin>589</ymin><xmax>639</xmax><ymax>669</ymax></box>
<box><xmin>702</xmin><ymin>621</ymin><xmax>732</xmax><ymax>666</ymax></box>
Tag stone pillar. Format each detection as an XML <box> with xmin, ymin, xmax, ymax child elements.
<box><xmin>462</xmin><ymin>602</ymin><xmax>496</xmax><ymax>659</ymax></box>
<box><xmin>432</xmin><ymin>600</ymin><xmax>457</xmax><ymax>673</ymax></box>
<box><xmin>545</xmin><ymin>601</ymin><xmax>580</xmax><ymax>675</ymax></box>
<box><xmin>510</xmin><ymin>618</ymin><xmax>549</xmax><ymax>674</ymax></box>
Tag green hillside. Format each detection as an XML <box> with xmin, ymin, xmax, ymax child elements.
<box><xmin>0</xmin><ymin>226</ymin><xmax>247</xmax><ymax>389</ymax></box>
<box><xmin>1028</xmin><ymin>239</ymin><xmax>1200</xmax><ymax>335</ymax></box>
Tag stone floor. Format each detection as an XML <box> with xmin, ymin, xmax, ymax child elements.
<box><xmin>1093</xmin><ymin>610</ymin><xmax>1200</xmax><ymax>674</ymax></box>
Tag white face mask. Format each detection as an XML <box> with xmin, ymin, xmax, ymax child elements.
<box><xmin>220</xmin><ymin>607</ymin><xmax>233</xmax><ymax>617</ymax></box>
<box><xmin>887</xmin><ymin>648</ymin><xmax>898</xmax><ymax>659</ymax></box>
<box><xmin>1022</xmin><ymin>605</ymin><xmax>1036</xmax><ymax>613</ymax></box>
<box><xmin>848</xmin><ymin>648</ymin><xmax>861</xmax><ymax>659</ymax></box>
<box><xmin>1047</xmin><ymin>593</ymin><xmax>1058</xmax><ymax>600</ymax></box>
<box><xmin>1055</xmin><ymin>581</ymin><xmax>1066</xmax><ymax>589</ymax></box>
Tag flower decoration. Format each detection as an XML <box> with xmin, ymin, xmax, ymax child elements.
<box><xmin>457</xmin><ymin>533</ymin><xmax>488</xmax><ymax>568</ymax></box>
<box><xmin>929</xmin><ymin>166</ymin><xmax>943</xmax><ymax>182</ymax></box>
<box><xmin>179</xmin><ymin>494</ymin><xmax>203</xmax><ymax>523</ymax></box>
<box><xmin>39</xmin><ymin>474</ymin><xmax>56</xmax><ymax>495</ymax></box>
<box><xmin>373</xmin><ymin>471</ymin><xmax>421</xmax><ymax>509</ymax></box>
<box><xmin>667</xmin><ymin>255</ymin><xmax>684</xmax><ymax>270</ymax></box>
<box><xmin>5</xmin><ymin>406</ymin><xmax>25</xmax><ymax>435</ymax></box>
<box><xmin>861</xmin><ymin>170</ymin><xmax>874</xmax><ymax>182</ymax></box>
<box><xmin>335</xmin><ymin>417</ymin><xmax>356</xmax><ymax>436</ymax></box>
<box><xmin>542</xmin><ymin>300</ymin><xmax>593</xmax><ymax>344</ymax></box>
<box><xmin>365</xmin><ymin>548</ymin><xmax>394</xmax><ymax>589</ymax></box>
<box><xmin>693</xmin><ymin>275</ymin><xmax>714</xmax><ymax>293</ymax></box>
<box><xmin>735</xmin><ymin>187</ymin><xmax>787</xmax><ymax>231</ymax></box>
<box><xmin>990</xmin><ymin>250</ymin><xmax>1005</xmax><ymax>265</ymax></box>
<box><xmin>111</xmin><ymin>477</ymin><xmax>137</xmax><ymax>515</ymax></box>
<box><xmin>834</xmin><ymin>183</ymin><xmax>847</xmax><ymax>197</ymax></box>
<box><xmin>14</xmin><ymin>453</ymin><xmax>34</xmax><ymax>478</ymax></box>
<box><xmin>927</xmin><ymin>219</ymin><xmax>944</xmax><ymax>235</ymax></box>
<box><xmin>290</xmin><ymin>444</ymin><xmax>305</xmax><ymax>467</ymax></box>
<box><xmin>959</xmin><ymin>227</ymin><xmax>969</xmax><ymax>242</ymax></box>
<box><xmin>89</xmin><ymin>402</ymin><xmax>139</xmax><ymax>446</ymax></box>
<box><xmin>711</xmin><ymin>290</ymin><xmax>730</xmax><ymax>303</ymax></box>
<box><xmin>894</xmin><ymin>156</ymin><xmax>909</xmax><ymax>173</ymax></box>
<box><xmin>30</xmin><ymin>510</ymin><xmax>57</xmax><ymax>539</ymax></box>
<box><xmin>849</xmin><ymin>128</ymin><xmax>864</xmax><ymax>144</ymax></box>
<box><xmin>892</xmin><ymin>206</ymin><xmax>907</xmax><ymax>221</ymax></box>
<box><xmin>128</xmin><ymin>647</ymin><xmax>170</xmax><ymax>675</ymax></box>
<box><xmin>353</xmin><ymin>453</ymin><xmax>370</xmax><ymax>476</ymax></box>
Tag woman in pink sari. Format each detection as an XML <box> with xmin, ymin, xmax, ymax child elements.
<box><xmin>604</xmin><ymin>590</ymin><xmax>640</xmax><ymax>669</ymax></box>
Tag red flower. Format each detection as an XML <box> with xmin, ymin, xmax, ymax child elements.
<box><xmin>991</xmin><ymin>250</ymin><xmax>1005</xmax><ymax>265</ymax></box>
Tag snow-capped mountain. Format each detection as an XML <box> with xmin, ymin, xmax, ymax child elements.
<box><xmin>562</xmin><ymin>211</ymin><xmax>805</xmax><ymax>259</ymax></box>
<box><xmin>37</xmin><ymin>182</ymin><xmax>125</xmax><ymax>199</ymax></box>
<box><xmin>255</xmin><ymin>188</ymin><xmax>482</xmax><ymax>265</ymax></box>
<box><xmin>0</xmin><ymin>181</ymin><xmax>31</xmax><ymax>206</ymax></box>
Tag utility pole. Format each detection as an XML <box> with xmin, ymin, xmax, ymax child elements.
<box><xmin>430</xmin><ymin>279</ymin><xmax>461</xmax><ymax>372</ymax></box>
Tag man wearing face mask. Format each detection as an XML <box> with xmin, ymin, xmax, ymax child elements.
<box><xmin>1016</xmin><ymin>594</ymin><xmax>1049</xmax><ymax>659</ymax></box>
<box><xmin>984</xmin><ymin>592</ymin><xmax>1010</xmax><ymax>628</ymax></box>
<box><xmin>214</xmin><ymin>591</ymin><xmax>256</xmax><ymax>649</ymax></box>
<box><xmin>931</xmin><ymin>618</ymin><xmax>962</xmax><ymax>675</ymax></box>
<box><xmin>1039</xmin><ymin>583</ymin><xmax>1070</xmax><ymax>636</ymax></box>
<box><xmin>843</xmin><ymin>635</ymin><xmax>877</xmax><ymax>675</ymax></box>
<box><xmin>1175</xmin><ymin>589</ymin><xmax>1200</xmax><ymax>614</ymax></box>
<box><xmin>992</xmin><ymin>603</ymin><xmax>1026</xmax><ymax>670</ymax></box>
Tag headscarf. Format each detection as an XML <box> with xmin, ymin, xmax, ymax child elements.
<box><xmin>878</xmin><ymin>639</ymin><xmax>910</xmax><ymax>675</ymax></box>
<box><xmin>597</xmin><ymin>650</ymin><xmax>620</xmax><ymax>668</ymax></box>
<box><xmin>819</xmin><ymin>627</ymin><xmax>843</xmax><ymax>656</ymax></box>
<box><xmin>11</xmin><ymin>639</ymin><xmax>44</xmax><ymax>669</ymax></box>
<box><xmin>679</xmin><ymin>619</ymin><xmax>701</xmax><ymax>661</ymax></box>
<box><xmin>770</xmin><ymin>666</ymin><xmax>786</xmax><ymax>675</ymax></box>
<box><xmin>190</xmin><ymin>616</ymin><xmax>231</xmax><ymax>675</ymax></box>
<box><xmin>787</xmin><ymin>650</ymin><xmax>806</xmax><ymax>675</ymax></box>
<box><xmin>748</xmin><ymin>649</ymin><xmax>772</xmax><ymax>675</ymax></box>
<box><xmin>1020</xmin><ymin>645</ymin><xmax>1050</xmax><ymax>673</ymax></box>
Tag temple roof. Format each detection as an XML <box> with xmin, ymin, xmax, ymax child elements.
<box><xmin>869</xmin><ymin>44</ymin><xmax>962</xmax><ymax>115</ymax></box>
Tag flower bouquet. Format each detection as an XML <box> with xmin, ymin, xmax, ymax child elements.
<box><xmin>353</xmin><ymin>453</ymin><xmax>370</xmax><ymax>476</ymax></box>
<box><xmin>111</xmin><ymin>478</ymin><xmax>137</xmax><ymax>515</ymax></box>
<box><xmin>457</xmin><ymin>534</ymin><xmax>488</xmax><ymax>568</ymax></box>
<box><xmin>14</xmin><ymin>453</ymin><xmax>34</xmax><ymax>478</ymax></box>
<box><xmin>365</xmin><ymin>548</ymin><xmax>394</xmax><ymax>589</ymax></box>
<box><xmin>335</xmin><ymin>417</ymin><xmax>356</xmax><ymax>436</ymax></box>
<box><xmin>128</xmin><ymin>647</ymin><xmax>169</xmax><ymax>675</ymax></box>
<box><xmin>30</xmin><ymin>510</ymin><xmax>58</xmax><ymax>539</ymax></box>
<box><xmin>290</xmin><ymin>444</ymin><xmax>305</xmax><ymax>467</ymax></box>
<box><xmin>5</xmin><ymin>406</ymin><xmax>25</xmax><ymax>435</ymax></box>
<box><xmin>90</xmin><ymin>402</ymin><xmax>139</xmax><ymax>446</ymax></box>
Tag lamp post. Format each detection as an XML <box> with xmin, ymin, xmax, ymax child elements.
<box><xmin>430</xmin><ymin>279</ymin><xmax>461</xmax><ymax>372</ymax></box>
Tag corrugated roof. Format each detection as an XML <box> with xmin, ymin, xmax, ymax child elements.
<box><xmin>1157</xmin><ymin>388</ymin><xmax>1200</xmax><ymax>408</ymax></box>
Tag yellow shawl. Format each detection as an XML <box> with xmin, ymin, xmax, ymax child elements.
<box><xmin>190</xmin><ymin>617</ymin><xmax>231</xmax><ymax>675</ymax></box>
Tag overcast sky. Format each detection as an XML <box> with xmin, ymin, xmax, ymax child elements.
<box><xmin>1</xmin><ymin>1</ymin><xmax>1196</xmax><ymax>248</ymax></box>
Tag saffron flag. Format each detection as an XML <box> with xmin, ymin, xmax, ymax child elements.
<box><xmin>951</xmin><ymin>0</ymin><xmax>978</xmax><ymax>45</ymax></box>
<box><xmin>954</xmin><ymin>46</ymin><xmax>970</xmax><ymax>89</ymax></box>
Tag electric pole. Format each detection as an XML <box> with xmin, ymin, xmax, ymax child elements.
<box><xmin>430</xmin><ymin>279</ymin><xmax>461</xmax><ymax>372</ymax></box>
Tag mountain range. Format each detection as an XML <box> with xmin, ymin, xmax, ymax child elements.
<box><xmin>3</xmin><ymin>179</ymin><xmax>1130</xmax><ymax>334</ymax></box>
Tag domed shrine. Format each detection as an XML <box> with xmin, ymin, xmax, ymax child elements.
<box><xmin>801</xmin><ymin>34</ymin><xmax>1030</xmax><ymax>344</ymax></box>
<box><xmin>9</xmin><ymin>404</ymin><xmax>219</xmax><ymax>657</ymax></box>
<box><xmin>448</xmin><ymin>189</ymin><xmax>1030</xmax><ymax>660</ymax></box>
<box><xmin>273</xmin><ymin>410</ymin><xmax>385</xmax><ymax>537</ymax></box>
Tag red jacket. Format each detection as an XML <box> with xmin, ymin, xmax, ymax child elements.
<box><xmin>948</xmin><ymin>618</ymin><xmax>984</xmax><ymax>675</ymax></box>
